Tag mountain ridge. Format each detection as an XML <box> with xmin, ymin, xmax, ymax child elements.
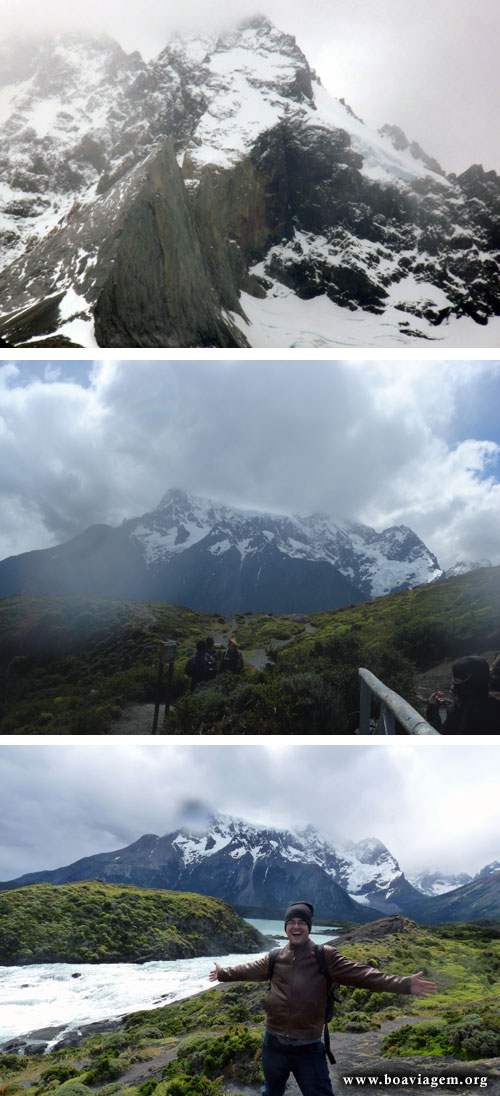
<box><xmin>0</xmin><ymin>487</ymin><xmax>443</xmax><ymax>614</ymax></box>
<box><xmin>2</xmin><ymin>812</ymin><xmax>499</xmax><ymax>924</ymax></box>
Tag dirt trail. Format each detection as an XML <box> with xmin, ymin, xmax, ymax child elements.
<box><xmin>110</xmin><ymin>703</ymin><xmax>157</xmax><ymax>735</ymax></box>
<box><xmin>117</xmin><ymin>1018</ymin><xmax>500</xmax><ymax>1095</ymax></box>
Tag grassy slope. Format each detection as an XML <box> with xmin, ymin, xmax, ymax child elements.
<box><xmin>3</xmin><ymin>919</ymin><xmax>500</xmax><ymax>1095</ymax></box>
<box><xmin>0</xmin><ymin>882</ymin><xmax>264</xmax><ymax>964</ymax></box>
<box><xmin>280</xmin><ymin>564</ymin><xmax>500</xmax><ymax>665</ymax></box>
<box><xmin>1</xmin><ymin>565</ymin><xmax>498</xmax><ymax>733</ymax></box>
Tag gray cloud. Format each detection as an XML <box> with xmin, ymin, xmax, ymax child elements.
<box><xmin>0</xmin><ymin>360</ymin><xmax>499</xmax><ymax>570</ymax></box>
<box><xmin>0</xmin><ymin>0</ymin><xmax>499</xmax><ymax>174</ymax></box>
<box><xmin>1</xmin><ymin>742</ymin><xmax>500</xmax><ymax>881</ymax></box>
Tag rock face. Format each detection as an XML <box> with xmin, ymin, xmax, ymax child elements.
<box><xmin>1</xmin><ymin>17</ymin><xmax>500</xmax><ymax>347</ymax></box>
<box><xmin>0</xmin><ymin>488</ymin><xmax>442</xmax><ymax>613</ymax></box>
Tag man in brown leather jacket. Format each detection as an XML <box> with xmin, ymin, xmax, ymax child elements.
<box><xmin>210</xmin><ymin>900</ymin><xmax>437</xmax><ymax>1096</ymax></box>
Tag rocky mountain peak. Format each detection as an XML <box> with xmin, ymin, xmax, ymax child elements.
<box><xmin>349</xmin><ymin>838</ymin><xmax>393</xmax><ymax>863</ymax></box>
<box><xmin>379</xmin><ymin>123</ymin><xmax>445</xmax><ymax>176</ymax></box>
<box><xmin>476</xmin><ymin>861</ymin><xmax>500</xmax><ymax>879</ymax></box>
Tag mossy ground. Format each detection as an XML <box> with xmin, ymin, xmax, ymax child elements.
<box><xmin>2</xmin><ymin>921</ymin><xmax>500</xmax><ymax>1095</ymax></box>
<box><xmin>0</xmin><ymin>883</ymin><xmax>262</xmax><ymax>964</ymax></box>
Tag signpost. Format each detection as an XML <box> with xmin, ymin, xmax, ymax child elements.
<box><xmin>152</xmin><ymin>640</ymin><xmax>177</xmax><ymax>734</ymax></box>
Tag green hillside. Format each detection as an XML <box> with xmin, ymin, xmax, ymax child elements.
<box><xmin>0</xmin><ymin>882</ymin><xmax>264</xmax><ymax>964</ymax></box>
<box><xmin>1</xmin><ymin>565</ymin><xmax>498</xmax><ymax>734</ymax></box>
<box><xmin>3</xmin><ymin>918</ymin><xmax>500</xmax><ymax>1096</ymax></box>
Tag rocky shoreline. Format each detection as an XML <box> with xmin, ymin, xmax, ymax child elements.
<box><xmin>1</xmin><ymin>1017</ymin><xmax>125</xmax><ymax>1057</ymax></box>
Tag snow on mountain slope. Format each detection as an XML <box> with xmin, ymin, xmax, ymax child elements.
<box><xmin>175</xmin><ymin>19</ymin><xmax>445</xmax><ymax>185</ymax></box>
<box><xmin>149</xmin><ymin>811</ymin><xmax>409</xmax><ymax>905</ymax></box>
<box><xmin>166</xmin><ymin>813</ymin><xmax>414</xmax><ymax>912</ymax></box>
<box><xmin>231</xmin><ymin>286</ymin><xmax>500</xmax><ymax>348</ymax></box>
<box><xmin>130</xmin><ymin>488</ymin><xmax>442</xmax><ymax>599</ymax></box>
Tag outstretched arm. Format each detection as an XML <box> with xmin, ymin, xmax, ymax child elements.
<box><xmin>410</xmin><ymin>971</ymin><xmax>437</xmax><ymax>997</ymax></box>
<box><xmin>208</xmin><ymin>954</ymin><xmax>270</xmax><ymax>983</ymax></box>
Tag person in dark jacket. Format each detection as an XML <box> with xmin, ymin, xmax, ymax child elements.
<box><xmin>209</xmin><ymin>900</ymin><xmax>436</xmax><ymax>1096</ymax></box>
<box><xmin>184</xmin><ymin>640</ymin><xmax>211</xmax><ymax>692</ymax></box>
<box><xmin>426</xmin><ymin>655</ymin><xmax>500</xmax><ymax>733</ymax></box>
<box><xmin>221</xmin><ymin>637</ymin><xmax>243</xmax><ymax>673</ymax></box>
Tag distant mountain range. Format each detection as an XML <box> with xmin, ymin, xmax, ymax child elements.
<box><xmin>1</xmin><ymin>17</ymin><xmax>500</xmax><ymax>348</ymax></box>
<box><xmin>0</xmin><ymin>487</ymin><xmax>450</xmax><ymax>614</ymax></box>
<box><xmin>2</xmin><ymin>812</ymin><xmax>499</xmax><ymax>924</ymax></box>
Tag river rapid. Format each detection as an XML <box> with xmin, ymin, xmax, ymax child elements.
<box><xmin>0</xmin><ymin>920</ymin><xmax>339</xmax><ymax>1049</ymax></box>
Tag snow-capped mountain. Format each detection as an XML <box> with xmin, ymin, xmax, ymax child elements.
<box><xmin>475</xmin><ymin>861</ymin><xmax>500</xmax><ymax>879</ymax></box>
<box><xmin>0</xmin><ymin>487</ymin><xmax>443</xmax><ymax>612</ymax></box>
<box><xmin>442</xmin><ymin>560</ymin><xmax>492</xmax><ymax>580</ymax></box>
<box><xmin>3</xmin><ymin>811</ymin><xmax>498</xmax><ymax>923</ymax></box>
<box><xmin>0</xmin><ymin>812</ymin><xmax>421</xmax><ymax>921</ymax></box>
<box><xmin>406</xmin><ymin>870</ymin><xmax>473</xmax><ymax>898</ymax></box>
<box><xmin>1</xmin><ymin>16</ymin><xmax>500</xmax><ymax>348</ymax></box>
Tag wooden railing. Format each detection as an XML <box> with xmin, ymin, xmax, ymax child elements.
<box><xmin>358</xmin><ymin>668</ymin><xmax>440</xmax><ymax>735</ymax></box>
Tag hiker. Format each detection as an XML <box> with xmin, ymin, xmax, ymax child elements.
<box><xmin>426</xmin><ymin>655</ymin><xmax>500</xmax><ymax>733</ymax></box>
<box><xmin>209</xmin><ymin>900</ymin><xmax>436</xmax><ymax>1096</ymax></box>
<box><xmin>205</xmin><ymin>636</ymin><xmax>218</xmax><ymax>679</ymax></box>
<box><xmin>184</xmin><ymin>640</ymin><xmax>211</xmax><ymax>692</ymax></box>
<box><xmin>221</xmin><ymin>637</ymin><xmax>243</xmax><ymax>674</ymax></box>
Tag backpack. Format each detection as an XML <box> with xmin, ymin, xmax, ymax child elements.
<box><xmin>223</xmin><ymin>646</ymin><xmax>243</xmax><ymax>672</ymax></box>
<box><xmin>205</xmin><ymin>652</ymin><xmax>218</xmax><ymax>679</ymax></box>
<box><xmin>268</xmin><ymin>944</ymin><xmax>338</xmax><ymax>1064</ymax></box>
<box><xmin>185</xmin><ymin>653</ymin><xmax>211</xmax><ymax>683</ymax></box>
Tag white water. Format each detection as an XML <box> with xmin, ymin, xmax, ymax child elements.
<box><xmin>0</xmin><ymin>920</ymin><xmax>340</xmax><ymax>1047</ymax></box>
<box><xmin>0</xmin><ymin>949</ymin><xmax>265</xmax><ymax>1047</ymax></box>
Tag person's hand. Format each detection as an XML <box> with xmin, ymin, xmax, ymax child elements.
<box><xmin>429</xmin><ymin>692</ymin><xmax>451</xmax><ymax>707</ymax></box>
<box><xmin>410</xmin><ymin>971</ymin><xmax>437</xmax><ymax>996</ymax></box>
<box><xmin>209</xmin><ymin>963</ymin><xmax>222</xmax><ymax>982</ymax></box>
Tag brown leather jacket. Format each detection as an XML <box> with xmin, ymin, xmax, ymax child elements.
<box><xmin>217</xmin><ymin>939</ymin><xmax>412</xmax><ymax>1040</ymax></box>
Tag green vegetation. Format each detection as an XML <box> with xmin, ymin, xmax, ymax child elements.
<box><xmin>0</xmin><ymin>883</ymin><xmax>262</xmax><ymax>964</ymax></box>
<box><xmin>380</xmin><ymin>1002</ymin><xmax>500</xmax><ymax>1060</ymax></box>
<box><xmin>1</xmin><ymin>565</ymin><xmax>498</xmax><ymax>733</ymax></box>
<box><xmin>3</xmin><ymin>921</ymin><xmax>500</xmax><ymax>1094</ymax></box>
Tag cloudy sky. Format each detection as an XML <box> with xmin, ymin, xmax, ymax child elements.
<box><xmin>1</xmin><ymin>359</ymin><xmax>499</xmax><ymax>570</ymax></box>
<box><xmin>1</xmin><ymin>0</ymin><xmax>498</xmax><ymax>175</ymax></box>
<box><xmin>1</xmin><ymin>741</ymin><xmax>499</xmax><ymax>882</ymax></box>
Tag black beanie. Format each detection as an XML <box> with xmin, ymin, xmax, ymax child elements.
<box><xmin>452</xmin><ymin>656</ymin><xmax>490</xmax><ymax>700</ymax></box>
<box><xmin>284</xmin><ymin>901</ymin><xmax>314</xmax><ymax>930</ymax></box>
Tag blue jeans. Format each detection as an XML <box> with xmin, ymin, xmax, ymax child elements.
<box><xmin>261</xmin><ymin>1031</ymin><xmax>334</xmax><ymax>1096</ymax></box>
